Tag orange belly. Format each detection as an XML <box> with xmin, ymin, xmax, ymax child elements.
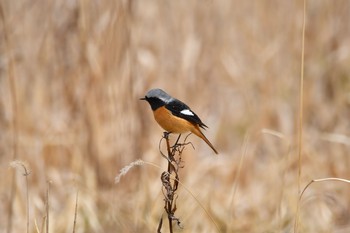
<box><xmin>153</xmin><ymin>106</ymin><xmax>195</xmax><ymax>133</ymax></box>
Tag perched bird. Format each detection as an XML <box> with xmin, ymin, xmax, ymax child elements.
<box><xmin>141</xmin><ymin>88</ymin><xmax>218</xmax><ymax>154</ymax></box>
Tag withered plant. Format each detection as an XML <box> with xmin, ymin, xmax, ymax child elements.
<box><xmin>157</xmin><ymin>132</ymin><xmax>193</xmax><ymax>233</ymax></box>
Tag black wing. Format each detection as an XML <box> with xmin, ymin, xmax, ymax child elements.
<box><xmin>165</xmin><ymin>99</ymin><xmax>208</xmax><ymax>129</ymax></box>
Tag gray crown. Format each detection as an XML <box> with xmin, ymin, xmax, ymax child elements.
<box><xmin>145</xmin><ymin>88</ymin><xmax>174</xmax><ymax>103</ymax></box>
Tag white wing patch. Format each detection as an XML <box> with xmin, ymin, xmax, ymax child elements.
<box><xmin>180</xmin><ymin>109</ymin><xmax>194</xmax><ymax>116</ymax></box>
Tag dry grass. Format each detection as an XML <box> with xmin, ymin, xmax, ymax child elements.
<box><xmin>1</xmin><ymin>0</ymin><xmax>350</xmax><ymax>232</ymax></box>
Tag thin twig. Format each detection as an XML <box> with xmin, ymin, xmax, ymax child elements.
<box><xmin>10</xmin><ymin>161</ymin><xmax>31</xmax><ymax>233</ymax></box>
<box><xmin>164</xmin><ymin>133</ymin><xmax>174</xmax><ymax>233</ymax></box>
<box><xmin>297</xmin><ymin>0</ymin><xmax>306</xmax><ymax>195</ymax></box>
<box><xmin>159</xmin><ymin>136</ymin><xmax>173</xmax><ymax>163</ymax></box>
<box><xmin>46</xmin><ymin>181</ymin><xmax>51</xmax><ymax>233</ymax></box>
<box><xmin>295</xmin><ymin>0</ymin><xmax>306</xmax><ymax>232</ymax></box>
<box><xmin>0</xmin><ymin>4</ymin><xmax>18</xmax><ymax>233</ymax></box>
<box><xmin>229</xmin><ymin>134</ymin><xmax>249</xmax><ymax>220</ymax></box>
<box><xmin>168</xmin><ymin>173</ymin><xmax>221</xmax><ymax>232</ymax></box>
<box><xmin>72</xmin><ymin>190</ymin><xmax>79</xmax><ymax>233</ymax></box>
<box><xmin>294</xmin><ymin>177</ymin><xmax>350</xmax><ymax>233</ymax></box>
<box><xmin>158</xmin><ymin>132</ymin><xmax>186</xmax><ymax>232</ymax></box>
<box><xmin>157</xmin><ymin>216</ymin><xmax>163</xmax><ymax>233</ymax></box>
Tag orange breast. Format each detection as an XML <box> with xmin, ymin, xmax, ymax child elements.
<box><xmin>153</xmin><ymin>106</ymin><xmax>195</xmax><ymax>133</ymax></box>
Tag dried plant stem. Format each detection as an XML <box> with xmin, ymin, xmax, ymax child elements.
<box><xmin>169</xmin><ymin>175</ymin><xmax>221</xmax><ymax>232</ymax></box>
<box><xmin>229</xmin><ymin>134</ymin><xmax>249</xmax><ymax>214</ymax></box>
<box><xmin>261</xmin><ymin>129</ymin><xmax>291</xmax><ymax>232</ymax></box>
<box><xmin>72</xmin><ymin>190</ymin><xmax>79</xmax><ymax>233</ymax></box>
<box><xmin>165</xmin><ymin>133</ymin><xmax>175</xmax><ymax>233</ymax></box>
<box><xmin>157</xmin><ymin>133</ymin><xmax>220</xmax><ymax>232</ymax></box>
<box><xmin>295</xmin><ymin>0</ymin><xmax>306</xmax><ymax>232</ymax></box>
<box><xmin>0</xmin><ymin>4</ymin><xmax>19</xmax><ymax>233</ymax></box>
<box><xmin>158</xmin><ymin>132</ymin><xmax>183</xmax><ymax>233</ymax></box>
<box><xmin>294</xmin><ymin>177</ymin><xmax>350</xmax><ymax>233</ymax></box>
<box><xmin>10</xmin><ymin>162</ymin><xmax>30</xmax><ymax>233</ymax></box>
<box><xmin>46</xmin><ymin>181</ymin><xmax>51</xmax><ymax>233</ymax></box>
<box><xmin>23</xmin><ymin>166</ymin><xmax>30</xmax><ymax>233</ymax></box>
<box><xmin>297</xmin><ymin>0</ymin><xmax>306</xmax><ymax>194</ymax></box>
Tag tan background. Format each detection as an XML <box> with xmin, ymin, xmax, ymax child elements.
<box><xmin>1</xmin><ymin>0</ymin><xmax>350</xmax><ymax>232</ymax></box>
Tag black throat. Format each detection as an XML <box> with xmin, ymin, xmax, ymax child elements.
<box><xmin>145</xmin><ymin>97</ymin><xmax>165</xmax><ymax>111</ymax></box>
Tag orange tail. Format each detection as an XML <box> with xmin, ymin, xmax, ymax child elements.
<box><xmin>191</xmin><ymin>126</ymin><xmax>218</xmax><ymax>154</ymax></box>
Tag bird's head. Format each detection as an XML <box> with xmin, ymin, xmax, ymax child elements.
<box><xmin>140</xmin><ymin>88</ymin><xmax>173</xmax><ymax>110</ymax></box>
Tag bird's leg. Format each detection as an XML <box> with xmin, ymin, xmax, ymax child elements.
<box><xmin>174</xmin><ymin>134</ymin><xmax>182</xmax><ymax>145</ymax></box>
<box><xmin>171</xmin><ymin>134</ymin><xmax>184</xmax><ymax>155</ymax></box>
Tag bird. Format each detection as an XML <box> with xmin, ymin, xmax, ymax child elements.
<box><xmin>140</xmin><ymin>88</ymin><xmax>218</xmax><ymax>154</ymax></box>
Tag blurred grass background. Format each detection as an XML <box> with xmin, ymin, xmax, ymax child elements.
<box><xmin>1</xmin><ymin>0</ymin><xmax>350</xmax><ymax>232</ymax></box>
